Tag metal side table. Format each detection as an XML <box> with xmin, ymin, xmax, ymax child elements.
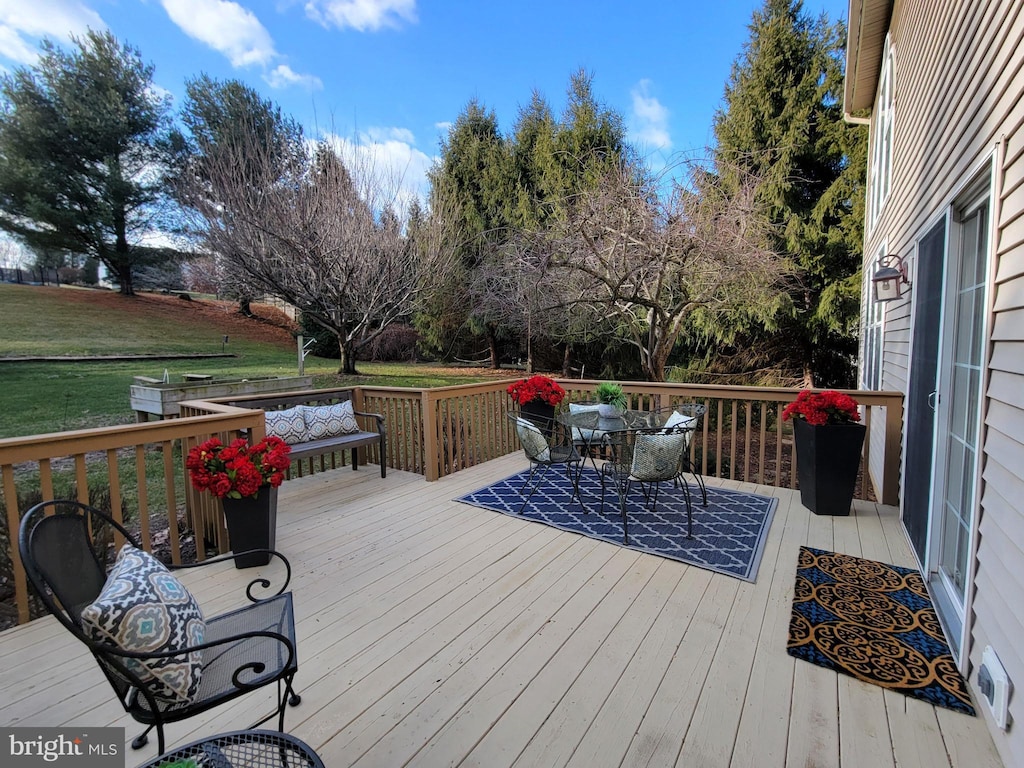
<box><xmin>137</xmin><ymin>730</ymin><xmax>324</xmax><ymax>768</ymax></box>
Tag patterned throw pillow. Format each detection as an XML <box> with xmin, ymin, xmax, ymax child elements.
<box><xmin>662</xmin><ymin>410</ymin><xmax>698</xmax><ymax>448</ymax></box>
<box><xmin>630</xmin><ymin>432</ymin><xmax>689</xmax><ymax>481</ymax></box>
<box><xmin>264</xmin><ymin>406</ymin><xmax>307</xmax><ymax>444</ymax></box>
<box><xmin>304</xmin><ymin>401</ymin><xmax>360</xmax><ymax>440</ymax></box>
<box><xmin>81</xmin><ymin>544</ymin><xmax>205</xmax><ymax>705</ymax></box>
<box><xmin>568</xmin><ymin>402</ymin><xmax>604</xmax><ymax>444</ymax></box>
<box><xmin>515</xmin><ymin>417</ymin><xmax>551</xmax><ymax>462</ymax></box>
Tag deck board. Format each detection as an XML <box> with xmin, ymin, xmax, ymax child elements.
<box><xmin>0</xmin><ymin>454</ymin><xmax>1004</xmax><ymax>767</ymax></box>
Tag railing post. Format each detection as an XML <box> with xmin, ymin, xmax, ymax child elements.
<box><xmin>882</xmin><ymin>396</ymin><xmax>904</xmax><ymax>506</ymax></box>
<box><xmin>422</xmin><ymin>390</ymin><xmax>440</xmax><ymax>481</ymax></box>
<box><xmin>2</xmin><ymin>464</ymin><xmax>28</xmax><ymax>624</ymax></box>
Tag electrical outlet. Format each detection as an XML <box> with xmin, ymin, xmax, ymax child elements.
<box><xmin>979</xmin><ymin>646</ymin><xmax>1012</xmax><ymax>730</ymax></box>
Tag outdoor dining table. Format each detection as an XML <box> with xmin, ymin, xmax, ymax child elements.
<box><xmin>558</xmin><ymin>406</ymin><xmax>703</xmax><ymax>543</ymax></box>
<box><xmin>558</xmin><ymin>407</ymin><xmax>653</xmax><ymax>474</ymax></box>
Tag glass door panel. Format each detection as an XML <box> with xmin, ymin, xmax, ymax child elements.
<box><xmin>936</xmin><ymin>201</ymin><xmax>987</xmax><ymax>612</ymax></box>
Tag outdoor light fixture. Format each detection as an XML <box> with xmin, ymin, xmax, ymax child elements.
<box><xmin>871</xmin><ymin>253</ymin><xmax>911</xmax><ymax>302</ymax></box>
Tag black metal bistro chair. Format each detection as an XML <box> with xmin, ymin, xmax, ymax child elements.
<box><xmin>18</xmin><ymin>500</ymin><xmax>301</xmax><ymax>756</ymax></box>
<box><xmin>508</xmin><ymin>412</ymin><xmax>584</xmax><ymax>515</ymax></box>
<box><xmin>599</xmin><ymin>421</ymin><xmax>696</xmax><ymax>542</ymax></box>
<box><xmin>661</xmin><ymin>403</ymin><xmax>709</xmax><ymax>507</ymax></box>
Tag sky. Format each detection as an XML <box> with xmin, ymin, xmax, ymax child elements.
<box><xmin>0</xmin><ymin>0</ymin><xmax>850</xmax><ymax>212</ymax></box>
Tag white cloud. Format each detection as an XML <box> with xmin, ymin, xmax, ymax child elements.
<box><xmin>434</xmin><ymin>121</ymin><xmax>452</xmax><ymax>132</ymax></box>
<box><xmin>0</xmin><ymin>0</ymin><xmax>105</xmax><ymax>64</ymax></box>
<box><xmin>0</xmin><ymin>24</ymin><xmax>39</xmax><ymax>64</ymax></box>
<box><xmin>265</xmin><ymin>63</ymin><xmax>323</xmax><ymax>90</ymax></box>
<box><xmin>161</xmin><ymin>0</ymin><xmax>276</xmax><ymax>67</ymax></box>
<box><xmin>363</xmin><ymin>126</ymin><xmax>415</xmax><ymax>144</ymax></box>
<box><xmin>160</xmin><ymin>0</ymin><xmax>321</xmax><ymax>91</ymax></box>
<box><xmin>304</xmin><ymin>0</ymin><xmax>416</xmax><ymax>31</ymax></box>
<box><xmin>322</xmin><ymin>127</ymin><xmax>435</xmax><ymax>213</ymax></box>
<box><xmin>628</xmin><ymin>79</ymin><xmax>672</xmax><ymax>152</ymax></box>
<box><xmin>146</xmin><ymin>82</ymin><xmax>174</xmax><ymax>104</ymax></box>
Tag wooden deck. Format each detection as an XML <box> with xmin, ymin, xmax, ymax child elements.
<box><xmin>0</xmin><ymin>455</ymin><xmax>1003</xmax><ymax>768</ymax></box>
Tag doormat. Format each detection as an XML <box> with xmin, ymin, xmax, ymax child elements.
<box><xmin>456</xmin><ymin>468</ymin><xmax>776</xmax><ymax>582</ymax></box>
<box><xmin>787</xmin><ymin>546</ymin><xmax>975</xmax><ymax>715</ymax></box>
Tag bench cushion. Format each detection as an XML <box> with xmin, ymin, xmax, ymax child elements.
<box><xmin>265</xmin><ymin>406</ymin><xmax>308</xmax><ymax>445</ymax></box>
<box><xmin>304</xmin><ymin>402</ymin><xmax>360</xmax><ymax>440</ymax></box>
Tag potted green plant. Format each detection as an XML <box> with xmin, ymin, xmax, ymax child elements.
<box><xmin>783</xmin><ymin>390</ymin><xmax>865</xmax><ymax>516</ymax></box>
<box><xmin>595</xmin><ymin>382</ymin><xmax>627</xmax><ymax>417</ymax></box>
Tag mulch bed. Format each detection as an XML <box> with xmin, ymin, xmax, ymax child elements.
<box><xmin>0</xmin><ymin>513</ymin><xmax>199</xmax><ymax>633</ymax></box>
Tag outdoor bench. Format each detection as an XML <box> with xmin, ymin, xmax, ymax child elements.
<box><xmin>221</xmin><ymin>389</ymin><xmax>387</xmax><ymax>478</ymax></box>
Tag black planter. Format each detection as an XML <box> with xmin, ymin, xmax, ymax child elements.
<box><xmin>221</xmin><ymin>486</ymin><xmax>278</xmax><ymax>568</ymax></box>
<box><xmin>519</xmin><ymin>400</ymin><xmax>556</xmax><ymax>428</ymax></box>
<box><xmin>793</xmin><ymin>419</ymin><xmax>866</xmax><ymax>516</ymax></box>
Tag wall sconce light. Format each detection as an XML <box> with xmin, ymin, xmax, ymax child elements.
<box><xmin>871</xmin><ymin>253</ymin><xmax>911</xmax><ymax>302</ymax></box>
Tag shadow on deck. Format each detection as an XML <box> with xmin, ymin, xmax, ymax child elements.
<box><xmin>0</xmin><ymin>455</ymin><xmax>1002</xmax><ymax>768</ymax></box>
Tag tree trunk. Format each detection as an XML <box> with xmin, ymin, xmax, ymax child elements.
<box><xmin>486</xmin><ymin>326</ymin><xmax>500</xmax><ymax>369</ymax></box>
<box><xmin>112</xmin><ymin>184</ymin><xmax>134</xmax><ymax>296</ymax></box>
<box><xmin>802</xmin><ymin>365</ymin><xmax>815</xmax><ymax>389</ymax></box>
<box><xmin>338</xmin><ymin>338</ymin><xmax>359</xmax><ymax>375</ymax></box>
<box><xmin>238</xmin><ymin>297</ymin><xmax>253</xmax><ymax>316</ymax></box>
<box><xmin>562</xmin><ymin>345</ymin><xmax>572</xmax><ymax>378</ymax></box>
<box><xmin>644</xmin><ymin>339</ymin><xmax>671</xmax><ymax>382</ymax></box>
<box><xmin>117</xmin><ymin>265</ymin><xmax>134</xmax><ymax>296</ymax></box>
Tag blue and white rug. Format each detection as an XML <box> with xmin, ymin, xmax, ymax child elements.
<box><xmin>456</xmin><ymin>468</ymin><xmax>777</xmax><ymax>582</ymax></box>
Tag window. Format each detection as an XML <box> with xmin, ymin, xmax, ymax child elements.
<box><xmin>861</xmin><ymin>247</ymin><xmax>886</xmax><ymax>390</ymax></box>
<box><xmin>868</xmin><ymin>38</ymin><xmax>895</xmax><ymax>228</ymax></box>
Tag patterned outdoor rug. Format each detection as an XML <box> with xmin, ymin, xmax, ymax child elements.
<box><xmin>456</xmin><ymin>468</ymin><xmax>777</xmax><ymax>582</ymax></box>
<box><xmin>787</xmin><ymin>546</ymin><xmax>975</xmax><ymax>715</ymax></box>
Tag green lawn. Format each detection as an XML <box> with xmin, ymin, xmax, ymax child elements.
<box><xmin>0</xmin><ymin>283</ymin><xmax>510</xmax><ymax>439</ymax></box>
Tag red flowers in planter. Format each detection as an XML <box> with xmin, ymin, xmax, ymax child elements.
<box><xmin>782</xmin><ymin>390</ymin><xmax>861</xmax><ymax>426</ymax></box>
<box><xmin>186</xmin><ymin>436</ymin><xmax>292</xmax><ymax>499</ymax></box>
<box><xmin>506</xmin><ymin>375</ymin><xmax>566</xmax><ymax>406</ymax></box>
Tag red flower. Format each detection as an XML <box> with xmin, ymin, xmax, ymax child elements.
<box><xmin>506</xmin><ymin>375</ymin><xmax>566</xmax><ymax>406</ymax></box>
<box><xmin>186</xmin><ymin>434</ymin><xmax>293</xmax><ymax>500</ymax></box>
<box><xmin>782</xmin><ymin>390</ymin><xmax>861</xmax><ymax>426</ymax></box>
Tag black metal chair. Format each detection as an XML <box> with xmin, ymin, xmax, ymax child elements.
<box><xmin>653</xmin><ymin>403</ymin><xmax>709</xmax><ymax>507</ymax></box>
<box><xmin>599</xmin><ymin>422</ymin><xmax>696</xmax><ymax>542</ymax></box>
<box><xmin>18</xmin><ymin>500</ymin><xmax>301</xmax><ymax>756</ymax></box>
<box><xmin>508</xmin><ymin>412</ymin><xmax>583</xmax><ymax>515</ymax></box>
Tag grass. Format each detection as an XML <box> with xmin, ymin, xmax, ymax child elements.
<box><xmin>0</xmin><ymin>283</ymin><xmax>513</xmax><ymax>439</ymax></box>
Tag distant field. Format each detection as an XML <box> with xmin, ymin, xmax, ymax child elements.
<box><xmin>0</xmin><ymin>283</ymin><xmax>299</xmax><ymax>356</ymax></box>
<box><xmin>0</xmin><ymin>283</ymin><xmax>512</xmax><ymax>438</ymax></box>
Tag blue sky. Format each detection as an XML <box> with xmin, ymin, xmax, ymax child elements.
<box><xmin>0</xmin><ymin>0</ymin><xmax>849</xmax><ymax>208</ymax></box>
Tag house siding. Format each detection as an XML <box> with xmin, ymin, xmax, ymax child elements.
<box><xmin>859</xmin><ymin>1</ymin><xmax>1024</xmax><ymax>765</ymax></box>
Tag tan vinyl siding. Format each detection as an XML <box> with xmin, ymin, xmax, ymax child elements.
<box><xmin>860</xmin><ymin>1</ymin><xmax>1024</xmax><ymax>765</ymax></box>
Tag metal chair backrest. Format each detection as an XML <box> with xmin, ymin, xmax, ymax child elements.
<box><xmin>629</xmin><ymin>424</ymin><xmax>692</xmax><ymax>482</ymax></box>
<box><xmin>18</xmin><ymin>500</ymin><xmax>146</xmax><ymax>702</ymax></box>
<box><xmin>508</xmin><ymin>412</ymin><xmax>555</xmax><ymax>462</ymax></box>
<box><xmin>18</xmin><ymin>500</ymin><xmax>138</xmax><ymax>634</ymax></box>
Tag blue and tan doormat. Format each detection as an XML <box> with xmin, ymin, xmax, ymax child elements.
<box><xmin>787</xmin><ymin>546</ymin><xmax>975</xmax><ymax>715</ymax></box>
<box><xmin>456</xmin><ymin>468</ymin><xmax>777</xmax><ymax>582</ymax></box>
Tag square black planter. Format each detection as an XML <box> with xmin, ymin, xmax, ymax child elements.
<box><xmin>793</xmin><ymin>419</ymin><xmax>866</xmax><ymax>516</ymax></box>
<box><xmin>221</xmin><ymin>486</ymin><xmax>278</xmax><ymax>567</ymax></box>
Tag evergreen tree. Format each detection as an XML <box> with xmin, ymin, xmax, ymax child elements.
<box><xmin>421</xmin><ymin>100</ymin><xmax>513</xmax><ymax>366</ymax></box>
<box><xmin>420</xmin><ymin>72</ymin><xmax>629</xmax><ymax>371</ymax></box>
<box><xmin>506</xmin><ymin>91</ymin><xmax>557</xmax><ymax>229</ymax></box>
<box><xmin>712</xmin><ymin>0</ymin><xmax>866</xmax><ymax>387</ymax></box>
<box><xmin>0</xmin><ymin>31</ymin><xmax>175</xmax><ymax>296</ymax></box>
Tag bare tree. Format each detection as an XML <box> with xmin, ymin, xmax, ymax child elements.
<box><xmin>538</xmin><ymin>160</ymin><xmax>785</xmax><ymax>381</ymax></box>
<box><xmin>179</xmin><ymin>124</ymin><xmax>442</xmax><ymax>374</ymax></box>
<box><xmin>0</xmin><ymin>236</ymin><xmax>29</xmax><ymax>270</ymax></box>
